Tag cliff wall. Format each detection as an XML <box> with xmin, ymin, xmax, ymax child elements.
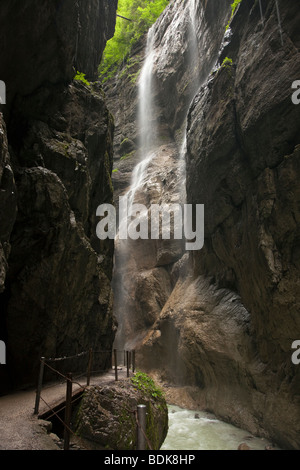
<box><xmin>0</xmin><ymin>0</ymin><xmax>118</xmax><ymax>393</ymax></box>
<box><xmin>107</xmin><ymin>0</ymin><xmax>300</xmax><ymax>449</ymax></box>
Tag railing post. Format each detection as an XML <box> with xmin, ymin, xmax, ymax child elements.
<box><xmin>87</xmin><ymin>348</ymin><xmax>93</xmax><ymax>386</ymax></box>
<box><xmin>114</xmin><ymin>349</ymin><xmax>118</xmax><ymax>381</ymax></box>
<box><xmin>126</xmin><ymin>350</ymin><xmax>130</xmax><ymax>377</ymax></box>
<box><xmin>34</xmin><ymin>357</ymin><xmax>45</xmax><ymax>415</ymax></box>
<box><xmin>137</xmin><ymin>404</ymin><xmax>147</xmax><ymax>450</ymax></box>
<box><xmin>64</xmin><ymin>373</ymin><xmax>73</xmax><ymax>451</ymax></box>
<box><xmin>132</xmin><ymin>350</ymin><xmax>136</xmax><ymax>373</ymax></box>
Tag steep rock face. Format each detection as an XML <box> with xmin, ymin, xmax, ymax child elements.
<box><xmin>0</xmin><ymin>0</ymin><xmax>117</xmax><ymax>393</ymax></box>
<box><xmin>0</xmin><ymin>0</ymin><xmax>117</xmax><ymax>116</ymax></box>
<box><xmin>138</xmin><ymin>0</ymin><xmax>300</xmax><ymax>450</ymax></box>
<box><xmin>106</xmin><ymin>0</ymin><xmax>232</xmax><ymax>350</ymax></box>
<box><xmin>0</xmin><ymin>116</ymin><xmax>17</xmax><ymax>294</ymax></box>
<box><xmin>107</xmin><ymin>0</ymin><xmax>232</xmax><ymax>198</ymax></box>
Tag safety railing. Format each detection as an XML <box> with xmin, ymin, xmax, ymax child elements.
<box><xmin>32</xmin><ymin>348</ymin><xmax>153</xmax><ymax>450</ymax></box>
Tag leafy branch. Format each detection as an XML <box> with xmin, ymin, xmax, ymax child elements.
<box><xmin>99</xmin><ymin>0</ymin><xmax>169</xmax><ymax>81</ymax></box>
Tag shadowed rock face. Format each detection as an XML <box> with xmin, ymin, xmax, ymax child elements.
<box><xmin>180</xmin><ymin>0</ymin><xmax>300</xmax><ymax>447</ymax></box>
<box><xmin>0</xmin><ymin>0</ymin><xmax>117</xmax><ymax>117</ymax></box>
<box><xmin>0</xmin><ymin>116</ymin><xmax>17</xmax><ymax>296</ymax></box>
<box><xmin>108</xmin><ymin>0</ymin><xmax>300</xmax><ymax>449</ymax></box>
<box><xmin>0</xmin><ymin>0</ymin><xmax>117</xmax><ymax>393</ymax></box>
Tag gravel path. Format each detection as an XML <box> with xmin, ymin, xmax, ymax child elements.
<box><xmin>0</xmin><ymin>368</ymin><xmax>130</xmax><ymax>450</ymax></box>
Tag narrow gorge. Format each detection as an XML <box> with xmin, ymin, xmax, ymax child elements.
<box><xmin>0</xmin><ymin>0</ymin><xmax>300</xmax><ymax>451</ymax></box>
<box><xmin>107</xmin><ymin>0</ymin><xmax>300</xmax><ymax>450</ymax></box>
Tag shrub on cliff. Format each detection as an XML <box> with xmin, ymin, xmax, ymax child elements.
<box><xmin>99</xmin><ymin>0</ymin><xmax>169</xmax><ymax>81</ymax></box>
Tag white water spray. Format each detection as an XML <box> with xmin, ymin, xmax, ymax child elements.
<box><xmin>258</xmin><ymin>0</ymin><xmax>264</xmax><ymax>25</ymax></box>
<box><xmin>128</xmin><ymin>26</ymin><xmax>157</xmax><ymax>216</ymax></box>
<box><xmin>161</xmin><ymin>405</ymin><xmax>280</xmax><ymax>450</ymax></box>
<box><xmin>138</xmin><ymin>27</ymin><xmax>157</xmax><ymax>157</ymax></box>
<box><xmin>113</xmin><ymin>26</ymin><xmax>157</xmax><ymax>352</ymax></box>
<box><xmin>118</xmin><ymin>26</ymin><xmax>157</xmax><ymax>240</ymax></box>
<box><xmin>177</xmin><ymin>0</ymin><xmax>203</xmax><ymax>206</ymax></box>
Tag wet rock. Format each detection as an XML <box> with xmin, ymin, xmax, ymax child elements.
<box><xmin>38</xmin><ymin>420</ymin><xmax>53</xmax><ymax>434</ymax></box>
<box><xmin>109</xmin><ymin>0</ymin><xmax>232</xmax><ymax>353</ymax></box>
<box><xmin>138</xmin><ymin>0</ymin><xmax>300</xmax><ymax>451</ymax></box>
<box><xmin>238</xmin><ymin>443</ymin><xmax>252</xmax><ymax>450</ymax></box>
<box><xmin>73</xmin><ymin>377</ymin><xmax>168</xmax><ymax>450</ymax></box>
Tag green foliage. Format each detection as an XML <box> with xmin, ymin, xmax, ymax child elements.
<box><xmin>231</xmin><ymin>0</ymin><xmax>242</xmax><ymax>14</ymax></box>
<box><xmin>99</xmin><ymin>0</ymin><xmax>169</xmax><ymax>81</ymax></box>
<box><xmin>222</xmin><ymin>57</ymin><xmax>233</xmax><ymax>68</ymax></box>
<box><xmin>74</xmin><ymin>71</ymin><xmax>91</xmax><ymax>86</ymax></box>
<box><xmin>226</xmin><ymin>0</ymin><xmax>242</xmax><ymax>31</ymax></box>
<box><xmin>120</xmin><ymin>151</ymin><xmax>135</xmax><ymax>161</ymax></box>
<box><xmin>131</xmin><ymin>371</ymin><xmax>164</xmax><ymax>400</ymax></box>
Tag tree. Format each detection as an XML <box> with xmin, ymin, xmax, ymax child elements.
<box><xmin>99</xmin><ymin>0</ymin><xmax>169</xmax><ymax>80</ymax></box>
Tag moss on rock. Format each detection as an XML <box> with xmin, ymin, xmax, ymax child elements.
<box><xmin>73</xmin><ymin>375</ymin><xmax>168</xmax><ymax>450</ymax></box>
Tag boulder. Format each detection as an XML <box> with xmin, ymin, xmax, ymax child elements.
<box><xmin>73</xmin><ymin>375</ymin><xmax>168</xmax><ymax>450</ymax></box>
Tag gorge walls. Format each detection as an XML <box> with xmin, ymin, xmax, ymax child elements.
<box><xmin>108</xmin><ymin>0</ymin><xmax>232</xmax><ymax>352</ymax></box>
<box><xmin>0</xmin><ymin>0</ymin><xmax>118</xmax><ymax>393</ymax></box>
<box><xmin>108</xmin><ymin>0</ymin><xmax>300</xmax><ymax>449</ymax></box>
<box><xmin>2</xmin><ymin>0</ymin><xmax>299</xmax><ymax>451</ymax></box>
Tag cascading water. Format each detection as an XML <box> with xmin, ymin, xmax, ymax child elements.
<box><xmin>122</xmin><ymin>26</ymin><xmax>157</xmax><ymax>224</ymax></box>
<box><xmin>113</xmin><ymin>0</ymin><xmax>217</xmax><ymax>355</ymax></box>
<box><xmin>113</xmin><ymin>25</ymin><xmax>157</xmax><ymax>353</ymax></box>
<box><xmin>138</xmin><ymin>27</ymin><xmax>157</xmax><ymax>157</ymax></box>
<box><xmin>161</xmin><ymin>406</ymin><xmax>280</xmax><ymax>450</ymax></box>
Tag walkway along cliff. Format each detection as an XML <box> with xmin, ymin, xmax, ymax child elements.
<box><xmin>106</xmin><ymin>0</ymin><xmax>300</xmax><ymax>450</ymax></box>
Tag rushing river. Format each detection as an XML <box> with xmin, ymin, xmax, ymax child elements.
<box><xmin>161</xmin><ymin>405</ymin><xmax>279</xmax><ymax>451</ymax></box>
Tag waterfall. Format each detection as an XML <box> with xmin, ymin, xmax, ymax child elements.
<box><xmin>178</xmin><ymin>0</ymin><xmax>203</xmax><ymax>205</ymax></box>
<box><xmin>258</xmin><ymin>0</ymin><xmax>264</xmax><ymax>25</ymax></box>
<box><xmin>113</xmin><ymin>26</ymin><xmax>157</xmax><ymax>353</ymax></box>
<box><xmin>113</xmin><ymin>0</ymin><xmax>225</xmax><ymax>357</ymax></box>
<box><xmin>124</xmin><ymin>26</ymin><xmax>157</xmax><ymax>229</ymax></box>
<box><xmin>138</xmin><ymin>27</ymin><xmax>157</xmax><ymax>158</ymax></box>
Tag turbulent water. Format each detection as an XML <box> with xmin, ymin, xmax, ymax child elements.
<box><xmin>161</xmin><ymin>405</ymin><xmax>280</xmax><ymax>451</ymax></box>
